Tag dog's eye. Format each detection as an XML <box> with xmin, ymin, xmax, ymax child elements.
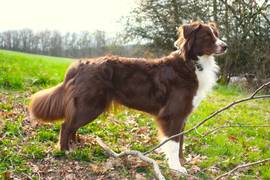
<box><xmin>206</xmin><ymin>33</ymin><xmax>217</xmax><ymax>42</ymax></box>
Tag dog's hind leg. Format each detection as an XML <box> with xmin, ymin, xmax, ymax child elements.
<box><xmin>59</xmin><ymin>122</ymin><xmax>71</xmax><ymax>151</ymax></box>
<box><xmin>68</xmin><ymin>106</ymin><xmax>105</xmax><ymax>145</ymax></box>
<box><xmin>59</xmin><ymin>94</ymin><xmax>110</xmax><ymax>151</ymax></box>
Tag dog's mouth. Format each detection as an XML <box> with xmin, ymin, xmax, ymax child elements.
<box><xmin>214</xmin><ymin>46</ymin><xmax>228</xmax><ymax>56</ymax></box>
<box><xmin>214</xmin><ymin>39</ymin><xmax>228</xmax><ymax>56</ymax></box>
<box><xmin>214</xmin><ymin>50</ymin><xmax>227</xmax><ymax>56</ymax></box>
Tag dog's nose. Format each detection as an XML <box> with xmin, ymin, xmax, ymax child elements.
<box><xmin>222</xmin><ymin>44</ymin><xmax>228</xmax><ymax>51</ymax></box>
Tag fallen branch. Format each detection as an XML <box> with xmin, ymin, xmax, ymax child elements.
<box><xmin>203</xmin><ymin>123</ymin><xmax>270</xmax><ymax>137</ymax></box>
<box><xmin>251</xmin><ymin>81</ymin><xmax>270</xmax><ymax>97</ymax></box>
<box><xmin>144</xmin><ymin>81</ymin><xmax>270</xmax><ymax>155</ymax></box>
<box><xmin>22</xmin><ymin>173</ymin><xmax>33</xmax><ymax>180</ymax></box>
<box><xmin>95</xmin><ymin>137</ymin><xmax>166</xmax><ymax>180</ymax></box>
<box><xmin>215</xmin><ymin>158</ymin><xmax>270</xmax><ymax>180</ymax></box>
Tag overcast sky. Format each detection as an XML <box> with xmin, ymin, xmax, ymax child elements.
<box><xmin>0</xmin><ymin>0</ymin><xmax>136</xmax><ymax>33</ymax></box>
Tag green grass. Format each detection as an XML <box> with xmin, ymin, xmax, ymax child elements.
<box><xmin>0</xmin><ymin>49</ymin><xmax>71</xmax><ymax>90</ymax></box>
<box><xmin>0</xmin><ymin>49</ymin><xmax>269</xmax><ymax>179</ymax></box>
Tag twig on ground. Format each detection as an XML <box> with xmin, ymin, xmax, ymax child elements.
<box><xmin>203</xmin><ymin>123</ymin><xmax>270</xmax><ymax>136</ymax></box>
<box><xmin>144</xmin><ymin>81</ymin><xmax>270</xmax><ymax>156</ymax></box>
<box><xmin>215</xmin><ymin>158</ymin><xmax>270</xmax><ymax>180</ymax></box>
<box><xmin>22</xmin><ymin>173</ymin><xmax>33</xmax><ymax>180</ymax></box>
<box><xmin>95</xmin><ymin>137</ymin><xmax>166</xmax><ymax>180</ymax></box>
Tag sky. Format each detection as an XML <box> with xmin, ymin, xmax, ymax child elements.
<box><xmin>0</xmin><ymin>0</ymin><xmax>136</xmax><ymax>33</ymax></box>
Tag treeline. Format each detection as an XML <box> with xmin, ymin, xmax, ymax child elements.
<box><xmin>124</xmin><ymin>0</ymin><xmax>270</xmax><ymax>82</ymax></box>
<box><xmin>0</xmin><ymin>29</ymin><xmax>146</xmax><ymax>58</ymax></box>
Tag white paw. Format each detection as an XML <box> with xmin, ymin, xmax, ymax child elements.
<box><xmin>178</xmin><ymin>166</ymin><xmax>188</xmax><ymax>174</ymax></box>
<box><xmin>169</xmin><ymin>164</ymin><xmax>188</xmax><ymax>174</ymax></box>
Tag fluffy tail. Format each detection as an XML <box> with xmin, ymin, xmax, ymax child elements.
<box><xmin>29</xmin><ymin>83</ymin><xmax>65</xmax><ymax>122</ymax></box>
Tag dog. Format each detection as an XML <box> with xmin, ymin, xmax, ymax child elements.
<box><xmin>29</xmin><ymin>22</ymin><xmax>227</xmax><ymax>174</ymax></box>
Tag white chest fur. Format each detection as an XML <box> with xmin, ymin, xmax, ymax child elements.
<box><xmin>192</xmin><ymin>55</ymin><xmax>219</xmax><ymax>109</ymax></box>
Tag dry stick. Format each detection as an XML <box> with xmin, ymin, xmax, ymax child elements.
<box><xmin>251</xmin><ymin>81</ymin><xmax>270</xmax><ymax>97</ymax></box>
<box><xmin>95</xmin><ymin>137</ymin><xmax>166</xmax><ymax>180</ymax></box>
<box><xmin>144</xmin><ymin>81</ymin><xmax>270</xmax><ymax>155</ymax></box>
<box><xmin>203</xmin><ymin>124</ymin><xmax>270</xmax><ymax>137</ymax></box>
<box><xmin>22</xmin><ymin>173</ymin><xmax>33</xmax><ymax>180</ymax></box>
<box><xmin>215</xmin><ymin>158</ymin><xmax>270</xmax><ymax>180</ymax></box>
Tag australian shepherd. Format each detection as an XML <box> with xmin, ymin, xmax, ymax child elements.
<box><xmin>29</xmin><ymin>22</ymin><xmax>227</xmax><ymax>173</ymax></box>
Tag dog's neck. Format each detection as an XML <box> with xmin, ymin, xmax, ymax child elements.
<box><xmin>169</xmin><ymin>50</ymin><xmax>212</xmax><ymax>72</ymax></box>
<box><xmin>194</xmin><ymin>61</ymin><xmax>204</xmax><ymax>71</ymax></box>
<box><xmin>193</xmin><ymin>55</ymin><xmax>217</xmax><ymax>71</ymax></box>
<box><xmin>192</xmin><ymin>55</ymin><xmax>220</xmax><ymax>109</ymax></box>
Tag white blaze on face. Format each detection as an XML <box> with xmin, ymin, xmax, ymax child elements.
<box><xmin>210</xmin><ymin>27</ymin><xmax>227</xmax><ymax>54</ymax></box>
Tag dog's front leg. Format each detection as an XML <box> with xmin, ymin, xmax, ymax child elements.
<box><xmin>160</xmin><ymin>137</ymin><xmax>187</xmax><ymax>174</ymax></box>
<box><xmin>179</xmin><ymin>122</ymin><xmax>187</xmax><ymax>165</ymax></box>
<box><xmin>157</xmin><ymin>115</ymin><xmax>188</xmax><ymax>174</ymax></box>
<box><xmin>156</xmin><ymin>90</ymin><xmax>193</xmax><ymax>174</ymax></box>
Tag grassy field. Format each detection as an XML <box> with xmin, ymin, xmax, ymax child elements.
<box><xmin>0</xmin><ymin>49</ymin><xmax>269</xmax><ymax>179</ymax></box>
<box><xmin>0</xmin><ymin>50</ymin><xmax>71</xmax><ymax>90</ymax></box>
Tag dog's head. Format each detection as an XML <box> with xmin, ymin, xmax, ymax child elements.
<box><xmin>175</xmin><ymin>22</ymin><xmax>227</xmax><ymax>61</ymax></box>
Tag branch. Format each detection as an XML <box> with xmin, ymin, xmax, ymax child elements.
<box><xmin>95</xmin><ymin>137</ymin><xmax>166</xmax><ymax>180</ymax></box>
<box><xmin>262</xmin><ymin>13</ymin><xmax>270</xmax><ymax>26</ymax></box>
<box><xmin>215</xmin><ymin>158</ymin><xmax>270</xmax><ymax>179</ymax></box>
<box><xmin>144</xmin><ymin>81</ymin><xmax>270</xmax><ymax>155</ymax></box>
<box><xmin>251</xmin><ymin>81</ymin><xmax>270</xmax><ymax>97</ymax></box>
<box><xmin>203</xmin><ymin>123</ymin><xmax>270</xmax><ymax>137</ymax></box>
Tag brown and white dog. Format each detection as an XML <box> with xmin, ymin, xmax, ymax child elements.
<box><xmin>29</xmin><ymin>22</ymin><xmax>227</xmax><ymax>173</ymax></box>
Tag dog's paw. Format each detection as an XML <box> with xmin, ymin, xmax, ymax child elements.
<box><xmin>170</xmin><ymin>165</ymin><xmax>188</xmax><ymax>175</ymax></box>
<box><xmin>177</xmin><ymin>166</ymin><xmax>188</xmax><ymax>174</ymax></box>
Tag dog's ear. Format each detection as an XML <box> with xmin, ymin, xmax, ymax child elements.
<box><xmin>175</xmin><ymin>23</ymin><xmax>201</xmax><ymax>60</ymax></box>
<box><xmin>208</xmin><ymin>22</ymin><xmax>217</xmax><ymax>29</ymax></box>
<box><xmin>181</xmin><ymin>23</ymin><xmax>200</xmax><ymax>39</ymax></box>
<box><xmin>179</xmin><ymin>23</ymin><xmax>201</xmax><ymax>61</ymax></box>
<box><xmin>208</xmin><ymin>22</ymin><xmax>220</xmax><ymax>37</ymax></box>
<box><xmin>174</xmin><ymin>23</ymin><xmax>200</xmax><ymax>50</ymax></box>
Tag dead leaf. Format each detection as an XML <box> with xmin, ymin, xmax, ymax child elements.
<box><xmin>248</xmin><ymin>146</ymin><xmax>260</xmax><ymax>152</ymax></box>
<box><xmin>104</xmin><ymin>161</ymin><xmax>114</xmax><ymax>170</ymax></box>
<box><xmin>190</xmin><ymin>165</ymin><xmax>201</xmax><ymax>174</ymax></box>
<box><xmin>135</xmin><ymin>173</ymin><xmax>145</xmax><ymax>180</ymax></box>
<box><xmin>228</xmin><ymin>135</ymin><xmax>237</xmax><ymax>142</ymax></box>
<box><xmin>32</xmin><ymin>164</ymin><xmax>39</xmax><ymax>173</ymax></box>
<box><xmin>136</xmin><ymin>127</ymin><xmax>148</xmax><ymax>134</ymax></box>
<box><xmin>207</xmin><ymin>166</ymin><xmax>221</xmax><ymax>175</ymax></box>
<box><xmin>189</xmin><ymin>155</ymin><xmax>203</xmax><ymax>165</ymax></box>
<box><xmin>64</xmin><ymin>173</ymin><xmax>76</xmax><ymax>180</ymax></box>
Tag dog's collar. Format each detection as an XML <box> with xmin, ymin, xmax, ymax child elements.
<box><xmin>194</xmin><ymin>61</ymin><xmax>203</xmax><ymax>71</ymax></box>
<box><xmin>174</xmin><ymin>50</ymin><xmax>203</xmax><ymax>71</ymax></box>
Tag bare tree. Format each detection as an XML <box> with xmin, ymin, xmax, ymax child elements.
<box><xmin>49</xmin><ymin>31</ymin><xmax>63</xmax><ymax>56</ymax></box>
<box><xmin>123</xmin><ymin>0</ymin><xmax>270</xmax><ymax>81</ymax></box>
